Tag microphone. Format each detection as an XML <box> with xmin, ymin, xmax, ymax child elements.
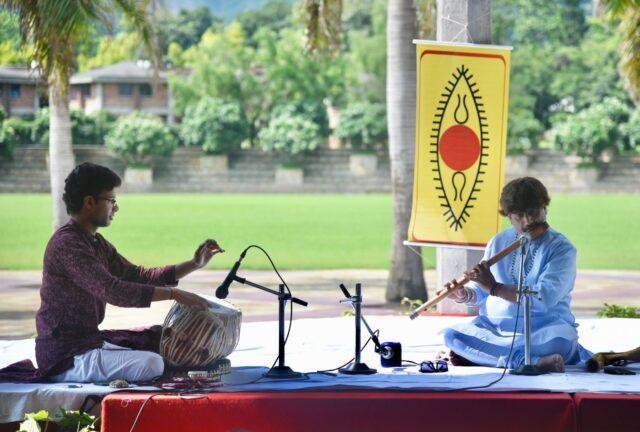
<box><xmin>215</xmin><ymin>248</ymin><xmax>248</xmax><ymax>299</ymax></box>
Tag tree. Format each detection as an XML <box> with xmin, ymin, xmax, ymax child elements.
<box><xmin>168</xmin><ymin>23</ymin><xmax>264</xmax><ymax>145</ymax></box>
<box><xmin>180</xmin><ymin>97</ymin><xmax>248</xmax><ymax>154</ymax></box>
<box><xmin>553</xmin><ymin>97</ymin><xmax>631</xmax><ymax>159</ymax></box>
<box><xmin>304</xmin><ymin>0</ymin><xmax>427</xmax><ymax>301</ymax></box>
<box><xmin>237</xmin><ymin>0</ymin><xmax>292</xmax><ymax>47</ymax></box>
<box><xmin>385</xmin><ymin>0</ymin><xmax>426</xmax><ymax>302</ymax></box>
<box><xmin>3</xmin><ymin>0</ymin><xmax>155</xmax><ymax>230</ymax></box>
<box><xmin>156</xmin><ymin>6</ymin><xmax>221</xmax><ymax>54</ymax></box>
<box><xmin>600</xmin><ymin>0</ymin><xmax>640</xmax><ymax>105</ymax></box>
<box><xmin>76</xmin><ymin>31</ymin><xmax>143</xmax><ymax>72</ymax></box>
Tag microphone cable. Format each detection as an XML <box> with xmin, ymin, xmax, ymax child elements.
<box><xmin>231</xmin><ymin>244</ymin><xmax>301</xmax><ymax>385</ymax></box>
<box><xmin>315</xmin><ymin>329</ymin><xmax>380</xmax><ymax>375</ymax></box>
<box><xmin>437</xmin><ymin>246</ymin><xmax>528</xmax><ymax>392</ymax></box>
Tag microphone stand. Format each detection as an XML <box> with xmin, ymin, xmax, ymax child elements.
<box><xmin>339</xmin><ymin>283</ymin><xmax>377</xmax><ymax>375</ymax></box>
<box><xmin>233</xmin><ymin>275</ymin><xmax>308</xmax><ymax>379</ymax></box>
<box><xmin>510</xmin><ymin>235</ymin><xmax>545</xmax><ymax>376</ymax></box>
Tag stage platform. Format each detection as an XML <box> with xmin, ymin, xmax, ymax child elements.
<box><xmin>1</xmin><ymin>316</ymin><xmax>640</xmax><ymax>430</ymax></box>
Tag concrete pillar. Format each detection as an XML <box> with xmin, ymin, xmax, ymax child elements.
<box><xmin>435</xmin><ymin>0</ymin><xmax>491</xmax><ymax>314</ymax></box>
<box><xmin>34</xmin><ymin>86</ymin><xmax>39</xmax><ymax>112</ymax></box>
<box><xmin>96</xmin><ymin>84</ymin><xmax>104</xmax><ymax>110</ymax></box>
<box><xmin>167</xmin><ymin>88</ymin><xmax>175</xmax><ymax>125</ymax></box>
<box><xmin>437</xmin><ymin>0</ymin><xmax>492</xmax><ymax>44</ymax></box>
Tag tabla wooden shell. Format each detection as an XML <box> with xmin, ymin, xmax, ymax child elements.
<box><xmin>160</xmin><ymin>296</ymin><xmax>242</xmax><ymax>368</ymax></box>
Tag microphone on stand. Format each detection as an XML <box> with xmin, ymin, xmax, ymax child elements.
<box><xmin>338</xmin><ymin>283</ymin><xmax>398</xmax><ymax>365</ymax></box>
<box><xmin>215</xmin><ymin>248</ymin><xmax>249</xmax><ymax>299</ymax></box>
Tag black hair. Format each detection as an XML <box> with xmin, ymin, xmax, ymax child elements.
<box><xmin>62</xmin><ymin>162</ymin><xmax>121</xmax><ymax>214</ymax></box>
<box><xmin>499</xmin><ymin>177</ymin><xmax>550</xmax><ymax>217</ymax></box>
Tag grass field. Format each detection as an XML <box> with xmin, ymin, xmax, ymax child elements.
<box><xmin>0</xmin><ymin>194</ymin><xmax>638</xmax><ymax>271</ymax></box>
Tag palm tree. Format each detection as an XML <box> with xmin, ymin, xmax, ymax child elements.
<box><xmin>2</xmin><ymin>0</ymin><xmax>156</xmax><ymax>230</ymax></box>
<box><xmin>600</xmin><ymin>0</ymin><xmax>640</xmax><ymax>105</ymax></box>
<box><xmin>385</xmin><ymin>0</ymin><xmax>426</xmax><ymax>302</ymax></box>
<box><xmin>304</xmin><ymin>0</ymin><xmax>427</xmax><ymax>301</ymax></box>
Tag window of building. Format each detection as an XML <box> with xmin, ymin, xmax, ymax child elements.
<box><xmin>119</xmin><ymin>83</ymin><xmax>133</xmax><ymax>97</ymax></box>
<box><xmin>9</xmin><ymin>84</ymin><xmax>20</xmax><ymax>99</ymax></box>
<box><xmin>81</xmin><ymin>84</ymin><xmax>91</xmax><ymax>97</ymax></box>
<box><xmin>140</xmin><ymin>83</ymin><xmax>152</xmax><ymax>97</ymax></box>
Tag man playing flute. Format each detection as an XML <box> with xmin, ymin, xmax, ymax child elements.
<box><xmin>441</xmin><ymin>177</ymin><xmax>585</xmax><ymax>373</ymax></box>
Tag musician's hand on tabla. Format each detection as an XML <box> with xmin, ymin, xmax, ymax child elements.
<box><xmin>173</xmin><ymin>289</ymin><xmax>208</xmax><ymax>311</ymax></box>
<box><xmin>193</xmin><ymin>239</ymin><xmax>224</xmax><ymax>269</ymax></box>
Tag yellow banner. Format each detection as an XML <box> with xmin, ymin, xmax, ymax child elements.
<box><xmin>408</xmin><ymin>41</ymin><xmax>511</xmax><ymax>247</ymax></box>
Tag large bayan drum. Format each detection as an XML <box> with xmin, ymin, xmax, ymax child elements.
<box><xmin>160</xmin><ymin>296</ymin><xmax>242</xmax><ymax>368</ymax></box>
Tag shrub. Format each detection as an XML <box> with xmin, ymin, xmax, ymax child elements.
<box><xmin>335</xmin><ymin>102</ymin><xmax>387</xmax><ymax>151</ymax></box>
<box><xmin>105</xmin><ymin>112</ymin><xmax>176</xmax><ymax>167</ymax></box>
<box><xmin>2</xmin><ymin>116</ymin><xmax>32</xmax><ymax>146</ymax></box>
<box><xmin>553</xmin><ymin>97</ymin><xmax>631</xmax><ymax>160</ymax></box>
<box><xmin>0</xmin><ymin>120</ymin><xmax>17</xmax><ymax>159</ymax></box>
<box><xmin>33</xmin><ymin>109</ymin><xmax>116</xmax><ymax>145</ymax></box>
<box><xmin>622</xmin><ymin>109</ymin><xmax>640</xmax><ymax>153</ymax></box>
<box><xmin>73</xmin><ymin>110</ymin><xmax>115</xmax><ymax>145</ymax></box>
<box><xmin>32</xmin><ymin>108</ymin><xmax>49</xmax><ymax>144</ymax></box>
<box><xmin>596</xmin><ymin>303</ymin><xmax>638</xmax><ymax>318</ymax></box>
<box><xmin>180</xmin><ymin>97</ymin><xmax>248</xmax><ymax>154</ymax></box>
<box><xmin>258</xmin><ymin>106</ymin><xmax>321</xmax><ymax>157</ymax></box>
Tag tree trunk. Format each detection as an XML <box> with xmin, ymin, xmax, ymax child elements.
<box><xmin>48</xmin><ymin>73</ymin><xmax>75</xmax><ymax>231</ymax></box>
<box><xmin>385</xmin><ymin>0</ymin><xmax>427</xmax><ymax>302</ymax></box>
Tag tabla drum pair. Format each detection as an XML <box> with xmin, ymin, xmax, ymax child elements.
<box><xmin>160</xmin><ymin>296</ymin><xmax>241</xmax><ymax>370</ymax></box>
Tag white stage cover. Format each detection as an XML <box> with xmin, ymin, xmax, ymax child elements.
<box><xmin>1</xmin><ymin>316</ymin><xmax>640</xmax><ymax>423</ymax></box>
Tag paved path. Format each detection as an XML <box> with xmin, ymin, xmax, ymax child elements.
<box><xmin>1</xmin><ymin>269</ymin><xmax>639</xmax><ymax>339</ymax></box>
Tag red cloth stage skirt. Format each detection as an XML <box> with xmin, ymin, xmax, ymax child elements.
<box><xmin>101</xmin><ymin>391</ymin><xmax>576</xmax><ymax>432</ymax></box>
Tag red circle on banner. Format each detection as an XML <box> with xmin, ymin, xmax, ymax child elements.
<box><xmin>439</xmin><ymin>125</ymin><xmax>481</xmax><ymax>171</ymax></box>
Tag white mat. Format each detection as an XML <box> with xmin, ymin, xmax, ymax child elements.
<box><xmin>1</xmin><ymin>316</ymin><xmax>640</xmax><ymax>423</ymax></box>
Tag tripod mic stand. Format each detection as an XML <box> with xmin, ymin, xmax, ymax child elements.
<box><xmin>510</xmin><ymin>235</ymin><xmax>545</xmax><ymax>376</ymax></box>
<box><xmin>339</xmin><ymin>283</ymin><xmax>376</xmax><ymax>375</ymax></box>
<box><xmin>234</xmin><ymin>275</ymin><xmax>308</xmax><ymax>379</ymax></box>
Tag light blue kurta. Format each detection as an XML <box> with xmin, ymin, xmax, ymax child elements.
<box><xmin>443</xmin><ymin>227</ymin><xmax>580</xmax><ymax>368</ymax></box>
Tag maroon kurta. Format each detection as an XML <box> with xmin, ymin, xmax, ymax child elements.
<box><xmin>1</xmin><ymin>219</ymin><xmax>177</xmax><ymax>381</ymax></box>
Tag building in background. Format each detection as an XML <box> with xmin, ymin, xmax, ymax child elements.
<box><xmin>0</xmin><ymin>66</ymin><xmax>44</xmax><ymax>117</ymax></box>
<box><xmin>69</xmin><ymin>61</ymin><xmax>179</xmax><ymax>124</ymax></box>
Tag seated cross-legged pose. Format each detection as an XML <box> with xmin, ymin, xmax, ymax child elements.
<box><xmin>1</xmin><ymin>162</ymin><xmax>223</xmax><ymax>383</ymax></box>
<box><xmin>441</xmin><ymin>177</ymin><xmax>585</xmax><ymax>373</ymax></box>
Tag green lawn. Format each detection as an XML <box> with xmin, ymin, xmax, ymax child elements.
<box><xmin>0</xmin><ymin>194</ymin><xmax>638</xmax><ymax>271</ymax></box>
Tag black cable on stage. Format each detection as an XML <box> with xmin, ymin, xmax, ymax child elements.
<box><xmin>435</xmin><ymin>295</ymin><xmax>522</xmax><ymax>392</ymax></box>
<box><xmin>314</xmin><ymin>330</ymin><xmax>380</xmax><ymax>374</ymax></box>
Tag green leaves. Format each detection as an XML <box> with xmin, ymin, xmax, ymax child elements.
<box><xmin>552</xmin><ymin>97</ymin><xmax>632</xmax><ymax>159</ymax></box>
<box><xmin>18</xmin><ymin>408</ymin><xmax>98</xmax><ymax>432</ymax></box>
<box><xmin>181</xmin><ymin>97</ymin><xmax>248</xmax><ymax>154</ymax></box>
<box><xmin>335</xmin><ymin>101</ymin><xmax>386</xmax><ymax>151</ymax></box>
<box><xmin>105</xmin><ymin>112</ymin><xmax>176</xmax><ymax>167</ymax></box>
<box><xmin>258</xmin><ymin>104</ymin><xmax>321</xmax><ymax>157</ymax></box>
<box><xmin>597</xmin><ymin>303</ymin><xmax>639</xmax><ymax>318</ymax></box>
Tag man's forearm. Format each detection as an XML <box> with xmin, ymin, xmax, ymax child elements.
<box><xmin>494</xmin><ymin>283</ymin><xmax>518</xmax><ymax>303</ymax></box>
<box><xmin>175</xmin><ymin>259</ymin><xmax>200</xmax><ymax>280</ymax></box>
<box><xmin>152</xmin><ymin>286</ymin><xmax>172</xmax><ymax>301</ymax></box>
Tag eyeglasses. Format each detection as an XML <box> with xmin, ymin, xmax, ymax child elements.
<box><xmin>420</xmin><ymin>360</ymin><xmax>448</xmax><ymax>373</ymax></box>
<box><xmin>96</xmin><ymin>196</ymin><xmax>117</xmax><ymax>206</ymax></box>
<box><xmin>508</xmin><ymin>208</ymin><xmax>544</xmax><ymax>222</ymax></box>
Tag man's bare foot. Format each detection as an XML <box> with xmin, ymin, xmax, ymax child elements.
<box><xmin>449</xmin><ymin>350</ymin><xmax>478</xmax><ymax>367</ymax></box>
<box><xmin>536</xmin><ymin>354</ymin><xmax>565</xmax><ymax>373</ymax></box>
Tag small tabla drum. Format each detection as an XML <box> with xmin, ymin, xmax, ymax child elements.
<box><xmin>160</xmin><ymin>296</ymin><xmax>242</xmax><ymax>370</ymax></box>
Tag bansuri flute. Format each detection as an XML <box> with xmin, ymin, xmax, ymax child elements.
<box><xmin>409</xmin><ymin>222</ymin><xmax>549</xmax><ymax>320</ymax></box>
